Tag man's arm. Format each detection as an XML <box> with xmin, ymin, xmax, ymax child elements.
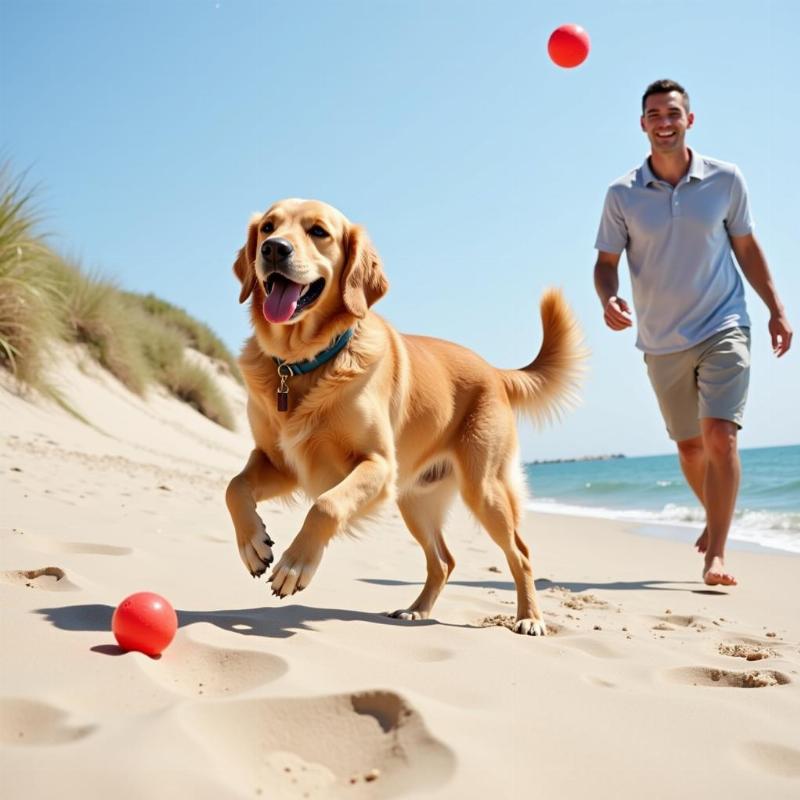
<box><xmin>594</xmin><ymin>250</ymin><xmax>633</xmax><ymax>331</ymax></box>
<box><xmin>730</xmin><ymin>233</ymin><xmax>793</xmax><ymax>356</ymax></box>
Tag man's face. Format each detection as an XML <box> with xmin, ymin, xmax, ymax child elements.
<box><xmin>640</xmin><ymin>90</ymin><xmax>694</xmax><ymax>153</ymax></box>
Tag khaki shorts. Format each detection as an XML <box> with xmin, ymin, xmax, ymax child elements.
<box><xmin>644</xmin><ymin>327</ymin><xmax>751</xmax><ymax>442</ymax></box>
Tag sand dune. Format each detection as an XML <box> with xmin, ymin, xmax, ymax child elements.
<box><xmin>2</xmin><ymin>346</ymin><xmax>799</xmax><ymax>799</ymax></box>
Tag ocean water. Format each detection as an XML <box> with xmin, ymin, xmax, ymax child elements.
<box><xmin>524</xmin><ymin>445</ymin><xmax>800</xmax><ymax>554</ymax></box>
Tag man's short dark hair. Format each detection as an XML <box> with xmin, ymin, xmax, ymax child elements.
<box><xmin>642</xmin><ymin>79</ymin><xmax>690</xmax><ymax>113</ymax></box>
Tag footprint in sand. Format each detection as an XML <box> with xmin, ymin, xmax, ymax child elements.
<box><xmin>651</xmin><ymin>622</ymin><xmax>676</xmax><ymax>631</ymax></box>
<box><xmin>0</xmin><ymin>567</ymin><xmax>79</xmax><ymax>592</ymax></box>
<box><xmin>651</xmin><ymin>614</ymin><xmax>711</xmax><ymax>632</ymax></box>
<box><xmin>738</xmin><ymin>741</ymin><xmax>800</xmax><ymax>778</ymax></box>
<box><xmin>139</xmin><ymin>634</ymin><xmax>288</xmax><ymax>697</ymax></box>
<box><xmin>179</xmin><ymin>690</ymin><xmax>455</xmax><ymax>798</ymax></box>
<box><xmin>547</xmin><ymin>588</ymin><xmax>608</xmax><ymax>611</ymax></box>
<box><xmin>718</xmin><ymin>641</ymin><xmax>778</xmax><ymax>661</ymax></box>
<box><xmin>0</xmin><ymin>698</ymin><xmax>95</xmax><ymax>746</ymax></box>
<box><xmin>664</xmin><ymin>666</ymin><xmax>791</xmax><ymax>688</ymax></box>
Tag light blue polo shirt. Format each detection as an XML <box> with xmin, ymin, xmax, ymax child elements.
<box><xmin>595</xmin><ymin>150</ymin><xmax>752</xmax><ymax>354</ymax></box>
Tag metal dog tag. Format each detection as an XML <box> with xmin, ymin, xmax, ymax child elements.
<box><xmin>277</xmin><ymin>364</ymin><xmax>291</xmax><ymax>412</ymax></box>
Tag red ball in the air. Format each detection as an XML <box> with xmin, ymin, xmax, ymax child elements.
<box><xmin>548</xmin><ymin>24</ymin><xmax>591</xmax><ymax>69</ymax></box>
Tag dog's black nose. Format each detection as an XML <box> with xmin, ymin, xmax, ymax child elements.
<box><xmin>261</xmin><ymin>237</ymin><xmax>293</xmax><ymax>265</ymax></box>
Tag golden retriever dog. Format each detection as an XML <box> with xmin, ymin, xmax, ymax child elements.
<box><xmin>226</xmin><ymin>198</ymin><xmax>584</xmax><ymax>635</ymax></box>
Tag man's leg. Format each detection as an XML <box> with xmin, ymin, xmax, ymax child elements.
<box><xmin>675</xmin><ymin>436</ymin><xmax>708</xmax><ymax>552</ymax></box>
<box><xmin>699</xmin><ymin>418</ymin><xmax>740</xmax><ymax>586</ymax></box>
<box><xmin>694</xmin><ymin>327</ymin><xmax>750</xmax><ymax>586</ymax></box>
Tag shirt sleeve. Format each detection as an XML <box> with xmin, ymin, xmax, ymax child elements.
<box><xmin>724</xmin><ymin>166</ymin><xmax>755</xmax><ymax>237</ymax></box>
<box><xmin>594</xmin><ymin>186</ymin><xmax>628</xmax><ymax>253</ymax></box>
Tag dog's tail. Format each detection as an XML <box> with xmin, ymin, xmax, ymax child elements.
<box><xmin>499</xmin><ymin>288</ymin><xmax>587</xmax><ymax>426</ymax></box>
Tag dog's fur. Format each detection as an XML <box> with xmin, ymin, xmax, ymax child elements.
<box><xmin>226</xmin><ymin>199</ymin><xmax>585</xmax><ymax>634</ymax></box>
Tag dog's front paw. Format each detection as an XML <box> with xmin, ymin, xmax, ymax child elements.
<box><xmin>513</xmin><ymin>617</ymin><xmax>547</xmax><ymax>636</ymax></box>
<box><xmin>238</xmin><ymin>519</ymin><xmax>274</xmax><ymax>578</ymax></box>
<box><xmin>269</xmin><ymin>544</ymin><xmax>321</xmax><ymax>598</ymax></box>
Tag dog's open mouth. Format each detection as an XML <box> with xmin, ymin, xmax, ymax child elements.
<box><xmin>263</xmin><ymin>273</ymin><xmax>325</xmax><ymax>324</ymax></box>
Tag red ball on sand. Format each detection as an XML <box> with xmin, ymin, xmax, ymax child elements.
<box><xmin>547</xmin><ymin>24</ymin><xmax>590</xmax><ymax>68</ymax></box>
<box><xmin>112</xmin><ymin>592</ymin><xmax>178</xmax><ymax>656</ymax></box>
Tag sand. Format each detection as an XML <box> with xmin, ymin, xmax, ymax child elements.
<box><xmin>2</xmin><ymin>344</ymin><xmax>799</xmax><ymax>799</ymax></box>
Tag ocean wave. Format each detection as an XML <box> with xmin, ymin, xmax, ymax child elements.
<box><xmin>526</xmin><ymin>499</ymin><xmax>800</xmax><ymax>554</ymax></box>
<box><xmin>581</xmin><ymin>481</ymin><xmax>632</xmax><ymax>490</ymax></box>
<box><xmin>660</xmin><ymin>503</ymin><xmax>800</xmax><ymax>533</ymax></box>
<box><xmin>743</xmin><ymin>478</ymin><xmax>800</xmax><ymax>498</ymax></box>
<box><xmin>567</xmin><ymin>479</ymin><xmax>686</xmax><ymax>494</ymax></box>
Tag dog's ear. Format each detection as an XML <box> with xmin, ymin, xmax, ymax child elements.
<box><xmin>341</xmin><ymin>224</ymin><xmax>389</xmax><ymax>318</ymax></box>
<box><xmin>232</xmin><ymin>215</ymin><xmax>261</xmax><ymax>304</ymax></box>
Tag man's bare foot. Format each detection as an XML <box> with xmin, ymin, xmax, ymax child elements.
<box><xmin>703</xmin><ymin>555</ymin><xmax>737</xmax><ymax>586</ymax></box>
<box><xmin>694</xmin><ymin>526</ymin><xmax>708</xmax><ymax>553</ymax></box>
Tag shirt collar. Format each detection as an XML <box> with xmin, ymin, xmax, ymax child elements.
<box><xmin>686</xmin><ymin>149</ymin><xmax>706</xmax><ymax>181</ymax></box>
<box><xmin>640</xmin><ymin>148</ymin><xmax>705</xmax><ymax>186</ymax></box>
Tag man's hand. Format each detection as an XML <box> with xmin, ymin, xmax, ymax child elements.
<box><xmin>730</xmin><ymin>233</ymin><xmax>792</xmax><ymax>357</ymax></box>
<box><xmin>769</xmin><ymin>312</ymin><xmax>793</xmax><ymax>357</ymax></box>
<box><xmin>604</xmin><ymin>296</ymin><xmax>633</xmax><ymax>331</ymax></box>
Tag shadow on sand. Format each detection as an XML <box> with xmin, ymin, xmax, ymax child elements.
<box><xmin>361</xmin><ymin>576</ymin><xmax>726</xmax><ymax>595</ymax></box>
<box><xmin>34</xmin><ymin>601</ymin><xmax>445</xmax><ymax>647</ymax></box>
<box><xmin>35</xmin><ymin>574</ymin><xmax>727</xmax><ymax>651</ymax></box>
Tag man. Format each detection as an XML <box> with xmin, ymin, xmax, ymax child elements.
<box><xmin>593</xmin><ymin>79</ymin><xmax>792</xmax><ymax>586</ymax></box>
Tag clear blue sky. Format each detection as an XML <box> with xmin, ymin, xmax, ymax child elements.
<box><xmin>3</xmin><ymin>0</ymin><xmax>798</xmax><ymax>460</ymax></box>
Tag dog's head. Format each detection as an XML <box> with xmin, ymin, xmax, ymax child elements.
<box><xmin>233</xmin><ymin>199</ymin><xmax>388</xmax><ymax>332</ymax></box>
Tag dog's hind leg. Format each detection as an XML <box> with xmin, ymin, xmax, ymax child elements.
<box><xmin>459</xmin><ymin>460</ymin><xmax>546</xmax><ymax>636</ymax></box>
<box><xmin>389</xmin><ymin>479</ymin><xmax>457</xmax><ymax>621</ymax></box>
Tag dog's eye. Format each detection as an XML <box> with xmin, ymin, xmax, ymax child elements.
<box><xmin>309</xmin><ymin>225</ymin><xmax>329</xmax><ymax>239</ymax></box>
<box><xmin>260</xmin><ymin>221</ymin><xmax>274</xmax><ymax>234</ymax></box>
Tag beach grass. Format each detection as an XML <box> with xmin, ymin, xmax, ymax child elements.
<box><xmin>161</xmin><ymin>357</ymin><xmax>235</xmax><ymax>430</ymax></box>
<box><xmin>51</xmin><ymin>258</ymin><xmax>152</xmax><ymax>395</ymax></box>
<box><xmin>0</xmin><ymin>167</ymin><xmax>65</xmax><ymax>390</ymax></box>
<box><xmin>127</xmin><ymin>307</ymin><xmax>234</xmax><ymax>428</ymax></box>
<box><xmin>0</xmin><ymin>164</ymin><xmax>238</xmax><ymax>429</ymax></box>
<box><xmin>123</xmin><ymin>291</ymin><xmax>242</xmax><ymax>382</ymax></box>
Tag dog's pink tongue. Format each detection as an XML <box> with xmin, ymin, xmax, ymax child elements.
<box><xmin>263</xmin><ymin>277</ymin><xmax>303</xmax><ymax>323</ymax></box>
